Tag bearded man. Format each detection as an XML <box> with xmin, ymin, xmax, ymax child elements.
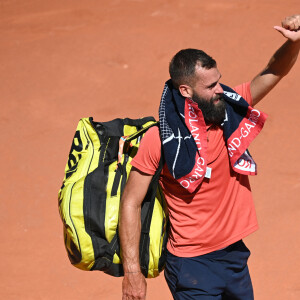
<box><xmin>119</xmin><ymin>14</ymin><xmax>300</xmax><ymax>300</ymax></box>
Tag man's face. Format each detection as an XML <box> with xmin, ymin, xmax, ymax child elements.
<box><xmin>190</xmin><ymin>66</ymin><xmax>226</xmax><ymax>125</ymax></box>
<box><xmin>192</xmin><ymin>91</ymin><xmax>226</xmax><ymax>125</ymax></box>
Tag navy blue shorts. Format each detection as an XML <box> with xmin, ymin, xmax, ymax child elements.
<box><xmin>164</xmin><ymin>240</ymin><xmax>254</xmax><ymax>300</ymax></box>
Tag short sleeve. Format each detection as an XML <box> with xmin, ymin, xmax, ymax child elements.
<box><xmin>233</xmin><ymin>82</ymin><xmax>253</xmax><ymax>106</ymax></box>
<box><xmin>130</xmin><ymin>126</ymin><xmax>161</xmax><ymax>175</ymax></box>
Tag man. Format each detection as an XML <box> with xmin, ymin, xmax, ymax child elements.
<box><xmin>119</xmin><ymin>15</ymin><xmax>300</xmax><ymax>300</ymax></box>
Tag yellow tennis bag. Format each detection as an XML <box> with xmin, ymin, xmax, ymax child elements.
<box><xmin>58</xmin><ymin>117</ymin><xmax>168</xmax><ymax>278</ymax></box>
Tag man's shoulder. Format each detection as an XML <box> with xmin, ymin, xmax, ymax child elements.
<box><xmin>233</xmin><ymin>82</ymin><xmax>253</xmax><ymax>105</ymax></box>
<box><xmin>130</xmin><ymin>124</ymin><xmax>161</xmax><ymax>174</ymax></box>
<box><xmin>143</xmin><ymin>125</ymin><xmax>160</xmax><ymax>141</ymax></box>
<box><xmin>138</xmin><ymin>124</ymin><xmax>161</xmax><ymax>156</ymax></box>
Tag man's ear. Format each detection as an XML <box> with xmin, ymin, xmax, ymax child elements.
<box><xmin>179</xmin><ymin>85</ymin><xmax>193</xmax><ymax>98</ymax></box>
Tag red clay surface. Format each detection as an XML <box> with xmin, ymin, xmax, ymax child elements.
<box><xmin>1</xmin><ymin>1</ymin><xmax>300</xmax><ymax>299</ymax></box>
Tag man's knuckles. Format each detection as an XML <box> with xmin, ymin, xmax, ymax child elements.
<box><xmin>282</xmin><ymin>15</ymin><xmax>300</xmax><ymax>31</ymax></box>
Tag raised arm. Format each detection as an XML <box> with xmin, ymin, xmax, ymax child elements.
<box><xmin>119</xmin><ymin>167</ymin><xmax>153</xmax><ymax>300</ymax></box>
<box><xmin>250</xmin><ymin>14</ymin><xmax>300</xmax><ymax>106</ymax></box>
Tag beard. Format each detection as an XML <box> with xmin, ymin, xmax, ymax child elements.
<box><xmin>192</xmin><ymin>93</ymin><xmax>226</xmax><ymax>125</ymax></box>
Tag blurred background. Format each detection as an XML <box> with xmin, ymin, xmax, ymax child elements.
<box><xmin>1</xmin><ymin>0</ymin><xmax>299</xmax><ymax>299</ymax></box>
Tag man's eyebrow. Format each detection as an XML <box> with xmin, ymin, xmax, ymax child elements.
<box><xmin>207</xmin><ymin>74</ymin><xmax>222</xmax><ymax>88</ymax></box>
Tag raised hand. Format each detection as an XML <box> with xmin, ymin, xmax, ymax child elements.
<box><xmin>274</xmin><ymin>14</ymin><xmax>300</xmax><ymax>42</ymax></box>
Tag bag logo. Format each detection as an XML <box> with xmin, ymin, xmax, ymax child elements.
<box><xmin>66</xmin><ymin>130</ymin><xmax>83</xmax><ymax>179</ymax></box>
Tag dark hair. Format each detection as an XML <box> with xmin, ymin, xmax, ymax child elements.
<box><xmin>169</xmin><ymin>49</ymin><xmax>216</xmax><ymax>89</ymax></box>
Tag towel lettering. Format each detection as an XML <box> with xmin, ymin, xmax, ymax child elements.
<box><xmin>180</xmin><ymin>157</ymin><xmax>205</xmax><ymax>189</ymax></box>
<box><xmin>187</xmin><ymin>104</ymin><xmax>202</xmax><ymax>151</ymax></box>
<box><xmin>237</xmin><ymin>158</ymin><xmax>251</xmax><ymax>169</ymax></box>
<box><xmin>228</xmin><ymin>108</ymin><xmax>261</xmax><ymax>157</ymax></box>
<box><xmin>248</xmin><ymin>109</ymin><xmax>260</xmax><ymax>124</ymax></box>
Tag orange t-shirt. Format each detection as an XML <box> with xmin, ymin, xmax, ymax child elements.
<box><xmin>131</xmin><ymin>82</ymin><xmax>259</xmax><ymax>257</ymax></box>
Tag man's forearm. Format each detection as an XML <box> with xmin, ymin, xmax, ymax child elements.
<box><xmin>265</xmin><ymin>39</ymin><xmax>300</xmax><ymax>77</ymax></box>
<box><xmin>119</xmin><ymin>169</ymin><xmax>152</xmax><ymax>299</ymax></box>
<box><xmin>119</xmin><ymin>200</ymin><xmax>142</xmax><ymax>273</ymax></box>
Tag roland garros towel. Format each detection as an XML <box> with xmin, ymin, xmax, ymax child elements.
<box><xmin>158</xmin><ymin>80</ymin><xmax>267</xmax><ymax>193</ymax></box>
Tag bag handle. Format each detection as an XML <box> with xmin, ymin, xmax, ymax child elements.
<box><xmin>117</xmin><ymin>121</ymin><xmax>159</xmax><ymax>166</ymax></box>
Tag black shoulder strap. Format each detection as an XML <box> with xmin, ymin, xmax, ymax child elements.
<box><xmin>127</xmin><ymin>121</ymin><xmax>159</xmax><ymax>142</ymax></box>
<box><xmin>139</xmin><ymin>148</ymin><xmax>164</xmax><ymax>277</ymax></box>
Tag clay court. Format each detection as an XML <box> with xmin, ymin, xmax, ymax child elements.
<box><xmin>1</xmin><ymin>0</ymin><xmax>299</xmax><ymax>299</ymax></box>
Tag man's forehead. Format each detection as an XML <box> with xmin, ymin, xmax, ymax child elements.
<box><xmin>194</xmin><ymin>65</ymin><xmax>221</xmax><ymax>86</ymax></box>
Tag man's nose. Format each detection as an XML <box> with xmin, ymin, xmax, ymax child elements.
<box><xmin>215</xmin><ymin>83</ymin><xmax>224</xmax><ymax>94</ymax></box>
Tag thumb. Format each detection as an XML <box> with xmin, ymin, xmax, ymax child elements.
<box><xmin>274</xmin><ymin>25</ymin><xmax>289</xmax><ymax>37</ymax></box>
